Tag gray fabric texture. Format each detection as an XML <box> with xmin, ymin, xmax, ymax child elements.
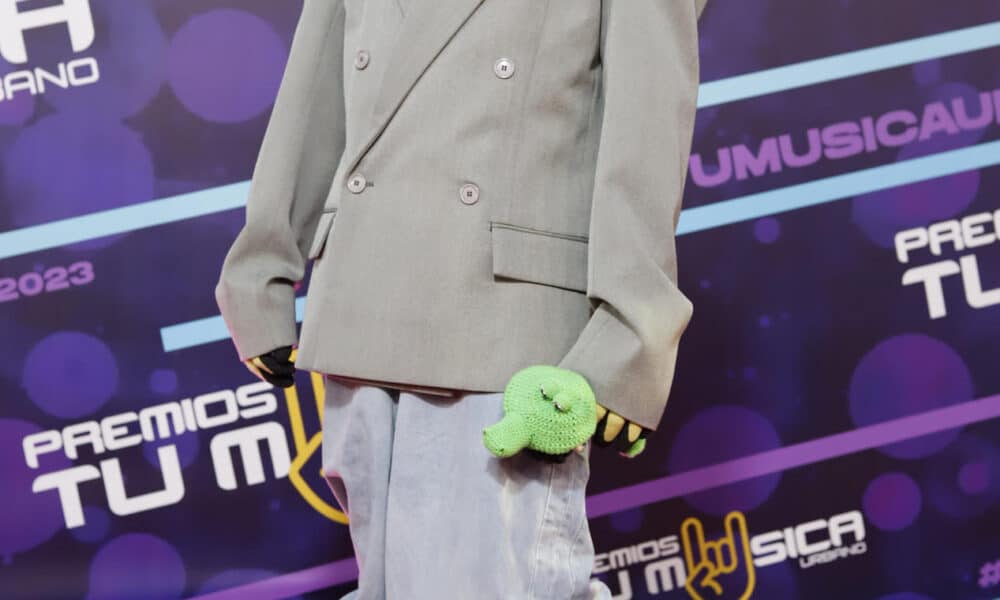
<box><xmin>216</xmin><ymin>0</ymin><xmax>707</xmax><ymax>430</ymax></box>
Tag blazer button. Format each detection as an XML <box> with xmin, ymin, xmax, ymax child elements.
<box><xmin>493</xmin><ymin>57</ymin><xmax>515</xmax><ymax>79</ymax></box>
<box><xmin>459</xmin><ymin>182</ymin><xmax>480</xmax><ymax>205</ymax></box>
<box><xmin>347</xmin><ymin>173</ymin><xmax>367</xmax><ymax>194</ymax></box>
<box><xmin>354</xmin><ymin>49</ymin><xmax>370</xmax><ymax>70</ymax></box>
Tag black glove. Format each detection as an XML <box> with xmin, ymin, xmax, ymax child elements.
<box><xmin>524</xmin><ymin>447</ymin><xmax>573</xmax><ymax>463</ymax></box>
<box><xmin>243</xmin><ymin>345</ymin><xmax>296</xmax><ymax>388</ymax></box>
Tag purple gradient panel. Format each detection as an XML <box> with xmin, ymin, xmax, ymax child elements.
<box><xmin>911</xmin><ymin>59</ymin><xmax>943</xmax><ymax>87</ymax></box>
<box><xmin>923</xmin><ymin>82</ymin><xmax>995</xmax><ymax>147</ymax></box>
<box><xmin>862</xmin><ymin>472</ymin><xmax>922</xmax><ymax>531</ymax></box>
<box><xmin>22</xmin><ymin>331</ymin><xmax>119</xmax><ymax>419</ymax></box>
<box><xmin>754</xmin><ymin>561</ymin><xmax>798</xmax><ymax>600</ymax></box>
<box><xmin>197</xmin><ymin>569</ymin><xmax>303</xmax><ymax>599</ymax></box>
<box><xmin>0</xmin><ymin>63</ymin><xmax>36</xmax><ymax>126</ymax></box>
<box><xmin>3</xmin><ymin>114</ymin><xmax>154</xmax><ymax>230</ymax></box>
<box><xmin>143</xmin><ymin>436</ymin><xmax>201</xmax><ymax>470</ymax></box>
<box><xmin>0</xmin><ymin>1</ymin><xmax>998</xmax><ymax>598</ymax></box>
<box><xmin>667</xmin><ymin>405</ymin><xmax>782</xmax><ymax>516</ymax></box>
<box><xmin>167</xmin><ymin>10</ymin><xmax>288</xmax><ymax>123</ymax></box>
<box><xmin>753</xmin><ymin>217</ymin><xmax>781</xmax><ymax>244</ymax></box>
<box><xmin>37</xmin><ymin>0</ymin><xmax>168</xmax><ymax>118</ymax></box>
<box><xmin>86</xmin><ymin>534</ymin><xmax>186</xmax><ymax>600</ymax></box>
<box><xmin>851</xmin><ymin>83</ymin><xmax>986</xmax><ymax>248</ymax></box>
<box><xmin>69</xmin><ymin>506</ymin><xmax>112</xmax><ymax>544</ymax></box>
<box><xmin>958</xmin><ymin>461</ymin><xmax>989</xmax><ymax>495</ymax></box>
<box><xmin>0</xmin><ymin>419</ymin><xmax>72</xmax><ymax>565</ymax></box>
<box><xmin>149</xmin><ymin>368</ymin><xmax>180</xmax><ymax>396</ymax></box>
<box><xmin>851</xmin><ymin>170</ymin><xmax>980</xmax><ymax>249</ymax></box>
<box><xmin>848</xmin><ymin>334</ymin><xmax>972</xmax><ymax>459</ymax></box>
<box><xmin>923</xmin><ymin>433</ymin><xmax>1000</xmax><ymax>519</ymax></box>
<box><xmin>608</xmin><ymin>508</ymin><xmax>644</xmax><ymax>534</ymax></box>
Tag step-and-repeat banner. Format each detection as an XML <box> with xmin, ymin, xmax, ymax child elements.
<box><xmin>2</xmin><ymin>1</ymin><xmax>999</xmax><ymax>598</ymax></box>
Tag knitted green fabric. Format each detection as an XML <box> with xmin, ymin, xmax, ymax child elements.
<box><xmin>483</xmin><ymin>365</ymin><xmax>598</xmax><ymax>458</ymax></box>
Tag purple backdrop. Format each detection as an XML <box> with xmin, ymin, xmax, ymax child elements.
<box><xmin>2</xmin><ymin>1</ymin><xmax>1000</xmax><ymax>598</ymax></box>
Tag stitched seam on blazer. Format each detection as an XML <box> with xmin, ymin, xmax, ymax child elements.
<box><xmin>308</xmin><ymin>209</ymin><xmax>338</xmax><ymax>259</ymax></box>
<box><xmin>490</xmin><ymin>221</ymin><xmax>588</xmax><ymax>244</ymax></box>
<box><xmin>562</xmin><ymin>304</ymin><xmax>614</xmax><ymax>372</ymax></box>
<box><xmin>295</xmin><ymin>1</ymin><xmax>342</xmax><ymax>222</ymax></box>
<box><xmin>572</xmin><ymin>41</ymin><xmax>602</xmax><ymax>213</ymax></box>
<box><xmin>500</xmin><ymin>0</ymin><xmax>552</xmax><ymax>222</ymax></box>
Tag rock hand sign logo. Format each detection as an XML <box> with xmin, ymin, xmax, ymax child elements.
<box><xmin>282</xmin><ymin>366</ymin><xmax>350</xmax><ymax>525</ymax></box>
<box><xmin>681</xmin><ymin>513</ymin><xmax>756</xmax><ymax>600</ymax></box>
<box><xmin>594</xmin><ymin>509</ymin><xmax>866</xmax><ymax>597</ymax></box>
<box><xmin>0</xmin><ymin>0</ymin><xmax>100</xmax><ymax>102</ymax></box>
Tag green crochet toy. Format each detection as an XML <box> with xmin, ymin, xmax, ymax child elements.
<box><xmin>483</xmin><ymin>365</ymin><xmax>598</xmax><ymax>460</ymax></box>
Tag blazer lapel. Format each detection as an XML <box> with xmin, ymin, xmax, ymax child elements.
<box><xmin>339</xmin><ymin>0</ymin><xmax>486</xmax><ymax>177</ymax></box>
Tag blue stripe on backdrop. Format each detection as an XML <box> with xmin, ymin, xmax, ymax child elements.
<box><xmin>161</xmin><ymin>138</ymin><xmax>1000</xmax><ymax>353</ymax></box>
<box><xmin>161</xmin><ymin>297</ymin><xmax>307</xmax><ymax>353</ymax></box>
<box><xmin>1</xmin><ymin>23</ymin><xmax>998</xmax><ymax>352</ymax></box>
<box><xmin>1</xmin><ymin>21</ymin><xmax>997</xmax><ymax>261</ymax></box>
<box><xmin>676</xmin><ymin>138</ymin><xmax>1000</xmax><ymax>235</ymax></box>
<box><xmin>697</xmin><ymin>20</ymin><xmax>1000</xmax><ymax>106</ymax></box>
<box><xmin>0</xmin><ymin>181</ymin><xmax>249</xmax><ymax>259</ymax></box>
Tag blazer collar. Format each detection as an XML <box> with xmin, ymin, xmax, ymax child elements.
<box><xmin>340</xmin><ymin>0</ymin><xmax>486</xmax><ymax>177</ymax></box>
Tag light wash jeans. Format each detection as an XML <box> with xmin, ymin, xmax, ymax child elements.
<box><xmin>320</xmin><ymin>375</ymin><xmax>613</xmax><ymax>600</ymax></box>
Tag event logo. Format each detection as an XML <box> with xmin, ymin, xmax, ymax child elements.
<box><xmin>279</xmin><ymin>370</ymin><xmax>350</xmax><ymax>525</ymax></box>
<box><xmin>0</xmin><ymin>0</ymin><xmax>100</xmax><ymax>101</ymax></box>
<box><xmin>681</xmin><ymin>512</ymin><xmax>755</xmax><ymax>600</ymax></box>
<box><xmin>23</xmin><ymin>381</ymin><xmax>289</xmax><ymax>528</ymax></box>
<box><xmin>895</xmin><ymin>209</ymin><xmax>1000</xmax><ymax>319</ymax></box>
<box><xmin>21</xmin><ymin>371</ymin><xmax>348</xmax><ymax>531</ymax></box>
<box><xmin>593</xmin><ymin>510</ymin><xmax>866</xmax><ymax>598</ymax></box>
<box><xmin>688</xmin><ymin>87</ymin><xmax>1000</xmax><ymax>187</ymax></box>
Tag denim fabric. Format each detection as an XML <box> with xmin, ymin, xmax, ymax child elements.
<box><xmin>321</xmin><ymin>375</ymin><xmax>613</xmax><ymax>600</ymax></box>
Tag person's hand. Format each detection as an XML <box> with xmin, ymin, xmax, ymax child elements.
<box><xmin>483</xmin><ymin>365</ymin><xmax>598</xmax><ymax>463</ymax></box>
<box><xmin>592</xmin><ymin>404</ymin><xmax>649</xmax><ymax>458</ymax></box>
<box><xmin>530</xmin><ymin>404</ymin><xmax>650</xmax><ymax>461</ymax></box>
<box><xmin>243</xmin><ymin>345</ymin><xmax>296</xmax><ymax>388</ymax></box>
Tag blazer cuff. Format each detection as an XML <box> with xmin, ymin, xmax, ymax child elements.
<box><xmin>215</xmin><ymin>278</ymin><xmax>299</xmax><ymax>362</ymax></box>
<box><xmin>557</xmin><ymin>300</ymin><xmax>690</xmax><ymax>431</ymax></box>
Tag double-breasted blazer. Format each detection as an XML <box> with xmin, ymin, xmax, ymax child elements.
<box><xmin>216</xmin><ymin>0</ymin><xmax>707</xmax><ymax>430</ymax></box>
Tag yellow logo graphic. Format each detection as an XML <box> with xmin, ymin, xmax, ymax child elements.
<box><xmin>681</xmin><ymin>512</ymin><xmax>756</xmax><ymax>600</ymax></box>
<box><xmin>282</xmin><ymin>369</ymin><xmax>349</xmax><ymax>525</ymax></box>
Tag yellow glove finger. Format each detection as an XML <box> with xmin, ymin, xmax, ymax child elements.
<box><xmin>627</xmin><ymin>422</ymin><xmax>644</xmax><ymax>443</ymax></box>
<box><xmin>251</xmin><ymin>355</ymin><xmax>275</xmax><ymax>375</ymax></box>
<box><xmin>595</xmin><ymin>403</ymin><xmax>608</xmax><ymax>422</ymax></box>
<box><xmin>602</xmin><ymin>411</ymin><xmax>626</xmax><ymax>443</ymax></box>
<box><xmin>243</xmin><ymin>360</ymin><xmax>266</xmax><ymax>381</ymax></box>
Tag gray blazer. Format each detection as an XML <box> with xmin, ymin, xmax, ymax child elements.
<box><xmin>215</xmin><ymin>0</ymin><xmax>707</xmax><ymax>430</ymax></box>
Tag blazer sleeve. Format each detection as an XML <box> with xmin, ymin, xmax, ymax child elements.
<box><xmin>557</xmin><ymin>0</ymin><xmax>707</xmax><ymax>431</ymax></box>
<box><xmin>214</xmin><ymin>0</ymin><xmax>347</xmax><ymax>362</ymax></box>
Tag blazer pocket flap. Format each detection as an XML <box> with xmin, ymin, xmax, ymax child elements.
<box><xmin>491</xmin><ymin>224</ymin><xmax>588</xmax><ymax>293</ymax></box>
<box><xmin>307</xmin><ymin>210</ymin><xmax>337</xmax><ymax>260</ymax></box>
